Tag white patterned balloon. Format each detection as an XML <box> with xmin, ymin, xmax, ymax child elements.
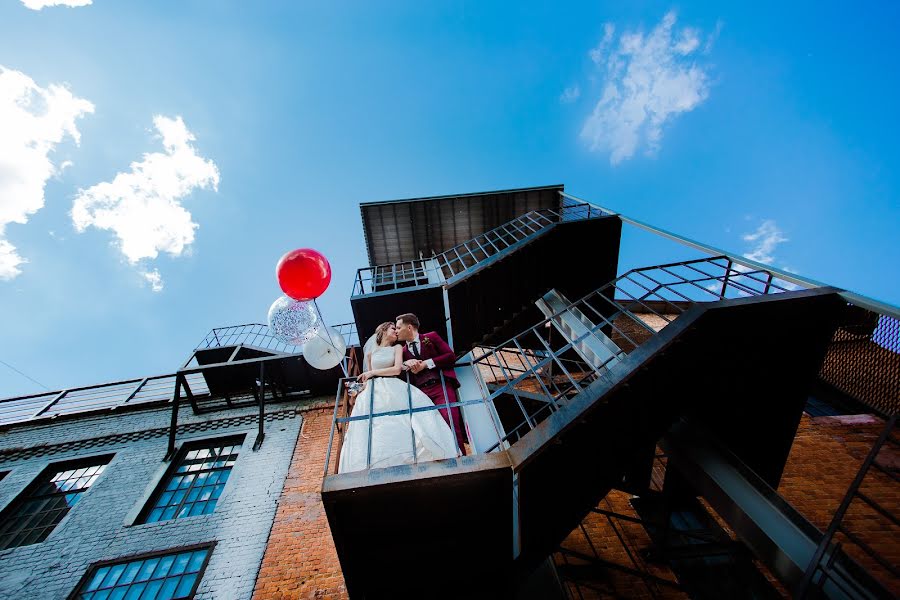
<box><xmin>302</xmin><ymin>326</ymin><xmax>347</xmax><ymax>370</ymax></box>
<box><xmin>267</xmin><ymin>296</ymin><xmax>320</xmax><ymax>345</ymax></box>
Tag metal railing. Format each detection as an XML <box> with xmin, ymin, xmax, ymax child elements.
<box><xmin>797</xmin><ymin>414</ymin><xmax>899</xmax><ymax>598</ymax></box>
<box><xmin>0</xmin><ymin>322</ymin><xmax>359</xmax><ymax>428</ymax></box>
<box><xmin>818</xmin><ymin>309</ymin><xmax>899</xmax><ymax>417</ymax></box>
<box><xmin>323</xmin><ymin>369</ymin><xmax>486</xmax><ymax>476</ymax></box>
<box><xmin>195</xmin><ymin>321</ymin><xmax>359</xmax><ymax>354</ymax></box>
<box><xmin>325</xmin><ymin>256</ymin><xmax>801</xmax><ymax>471</ymax></box>
<box><xmin>0</xmin><ymin>372</ymin><xmax>211</xmax><ymax>428</ymax></box>
<box><xmin>470</xmin><ymin>256</ymin><xmax>803</xmax><ymax>452</ymax></box>
<box><xmin>351</xmin><ymin>200</ymin><xmax>611</xmax><ymax>296</ymax></box>
<box><xmin>166</xmin><ymin>352</ymin><xmax>307</xmax><ymax>457</ymax></box>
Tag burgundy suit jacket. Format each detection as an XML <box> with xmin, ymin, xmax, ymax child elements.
<box><xmin>402</xmin><ymin>331</ymin><xmax>460</xmax><ymax>389</ymax></box>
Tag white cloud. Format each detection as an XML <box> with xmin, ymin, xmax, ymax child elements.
<box><xmin>71</xmin><ymin>115</ymin><xmax>219</xmax><ymax>290</ymax></box>
<box><xmin>21</xmin><ymin>0</ymin><xmax>91</xmax><ymax>9</ymax></box>
<box><xmin>141</xmin><ymin>268</ymin><xmax>164</xmax><ymax>292</ymax></box>
<box><xmin>742</xmin><ymin>220</ymin><xmax>788</xmax><ymax>264</ymax></box>
<box><xmin>0</xmin><ymin>65</ymin><xmax>94</xmax><ymax>280</ymax></box>
<box><xmin>560</xmin><ymin>85</ymin><xmax>581</xmax><ymax>104</ymax></box>
<box><xmin>580</xmin><ymin>11</ymin><xmax>714</xmax><ymax>165</ymax></box>
<box><xmin>589</xmin><ymin>23</ymin><xmax>616</xmax><ymax>64</ymax></box>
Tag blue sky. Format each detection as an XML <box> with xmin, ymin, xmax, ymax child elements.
<box><xmin>1</xmin><ymin>1</ymin><xmax>898</xmax><ymax>397</ymax></box>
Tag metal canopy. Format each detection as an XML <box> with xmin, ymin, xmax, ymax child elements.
<box><xmin>360</xmin><ymin>185</ymin><xmax>563</xmax><ymax>266</ymax></box>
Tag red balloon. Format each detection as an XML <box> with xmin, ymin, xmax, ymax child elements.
<box><xmin>276</xmin><ymin>248</ymin><xmax>332</xmax><ymax>300</ymax></box>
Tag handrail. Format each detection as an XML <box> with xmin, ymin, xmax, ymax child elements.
<box><xmin>323</xmin><ymin>370</ymin><xmax>486</xmax><ymax>476</ymax></box>
<box><xmin>467</xmin><ymin>255</ymin><xmax>812</xmax><ymax>452</ymax></box>
<box><xmin>195</xmin><ymin>321</ymin><xmax>359</xmax><ymax>353</ymax></box>
<box><xmin>560</xmin><ymin>191</ymin><xmax>900</xmax><ymax>321</ymax></box>
<box><xmin>0</xmin><ymin>324</ymin><xmax>357</xmax><ymax>428</ymax></box>
<box><xmin>351</xmin><ymin>202</ymin><xmax>611</xmax><ymax>297</ymax></box>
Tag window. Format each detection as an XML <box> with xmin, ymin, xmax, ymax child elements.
<box><xmin>71</xmin><ymin>545</ymin><xmax>212</xmax><ymax>600</ymax></box>
<box><xmin>138</xmin><ymin>436</ymin><xmax>242</xmax><ymax>524</ymax></box>
<box><xmin>0</xmin><ymin>455</ymin><xmax>111</xmax><ymax>550</ymax></box>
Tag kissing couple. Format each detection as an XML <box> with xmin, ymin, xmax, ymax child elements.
<box><xmin>337</xmin><ymin>313</ymin><xmax>468</xmax><ymax>473</ymax></box>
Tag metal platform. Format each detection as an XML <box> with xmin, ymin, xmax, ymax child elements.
<box><xmin>324</xmin><ymin>287</ymin><xmax>849</xmax><ymax>594</ymax></box>
<box><xmin>322</xmin><ymin>452</ymin><xmax>514</xmax><ymax>597</ymax></box>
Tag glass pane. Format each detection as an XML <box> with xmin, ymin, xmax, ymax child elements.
<box><xmin>168</xmin><ymin>553</ymin><xmax>191</xmax><ymax>577</ymax></box>
<box><xmin>101</xmin><ymin>563</ymin><xmax>127</xmax><ymax>588</ymax></box>
<box><xmin>152</xmin><ymin>555</ymin><xmax>176</xmax><ymax>579</ymax></box>
<box><xmin>141</xmin><ymin>579</ymin><xmax>164</xmax><ymax>600</ymax></box>
<box><xmin>85</xmin><ymin>567</ymin><xmax>110</xmax><ymax>591</ymax></box>
<box><xmin>123</xmin><ymin>582</ymin><xmax>147</xmax><ymax>600</ymax></box>
<box><xmin>174</xmin><ymin>574</ymin><xmax>197</xmax><ymax>598</ymax></box>
<box><xmin>108</xmin><ymin>587</ymin><xmax>128</xmax><ymax>600</ymax></box>
<box><xmin>119</xmin><ymin>562</ymin><xmax>142</xmax><ymax>586</ymax></box>
<box><xmin>156</xmin><ymin>577</ymin><xmax>180</xmax><ymax>600</ymax></box>
<box><xmin>136</xmin><ymin>558</ymin><xmax>159</xmax><ymax>582</ymax></box>
<box><xmin>187</xmin><ymin>551</ymin><xmax>207</xmax><ymax>572</ymax></box>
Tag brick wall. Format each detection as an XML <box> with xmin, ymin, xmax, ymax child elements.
<box><xmin>0</xmin><ymin>403</ymin><xmax>302</xmax><ymax>600</ymax></box>
<box><xmin>551</xmin><ymin>409</ymin><xmax>900</xmax><ymax>599</ymax></box>
<box><xmin>555</xmin><ymin>490</ymin><xmax>686</xmax><ymax>600</ymax></box>
<box><xmin>778</xmin><ymin>413</ymin><xmax>899</xmax><ymax>595</ymax></box>
<box><xmin>253</xmin><ymin>407</ymin><xmax>348</xmax><ymax>599</ymax></box>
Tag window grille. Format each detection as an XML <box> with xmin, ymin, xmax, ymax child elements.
<box><xmin>138</xmin><ymin>436</ymin><xmax>242</xmax><ymax>524</ymax></box>
<box><xmin>0</xmin><ymin>455</ymin><xmax>111</xmax><ymax>550</ymax></box>
<box><xmin>71</xmin><ymin>545</ymin><xmax>212</xmax><ymax>600</ymax></box>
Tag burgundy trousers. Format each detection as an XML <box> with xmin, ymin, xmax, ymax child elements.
<box><xmin>420</xmin><ymin>382</ymin><xmax>467</xmax><ymax>452</ymax></box>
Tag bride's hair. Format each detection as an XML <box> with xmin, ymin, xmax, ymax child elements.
<box><xmin>374</xmin><ymin>321</ymin><xmax>394</xmax><ymax>346</ymax></box>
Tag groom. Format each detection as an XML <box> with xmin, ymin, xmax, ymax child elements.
<box><xmin>395</xmin><ymin>313</ymin><xmax>468</xmax><ymax>453</ymax></box>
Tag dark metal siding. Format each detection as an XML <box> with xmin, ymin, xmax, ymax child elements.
<box><xmin>360</xmin><ymin>185</ymin><xmax>563</xmax><ymax>266</ymax></box>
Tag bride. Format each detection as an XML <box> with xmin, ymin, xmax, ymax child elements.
<box><xmin>338</xmin><ymin>322</ymin><xmax>459</xmax><ymax>473</ymax></box>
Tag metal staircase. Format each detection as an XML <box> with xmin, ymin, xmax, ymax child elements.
<box><xmin>322</xmin><ymin>257</ymin><xmax>852</xmax><ymax>596</ymax></box>
<box><xmin>350</xmin><ymin>199</ymin><xmax>622</xmax><ymax>355</ymax></box>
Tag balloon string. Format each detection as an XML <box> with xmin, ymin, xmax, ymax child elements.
<box><xmin>312</xmin><ymin>300</ymin><xmax>343</xmax><ymax>352</ymax></box>
<box><xmin>311</xmin><ymin>300</ymin><xmax>350</xmax><ymax>377</ymax></box>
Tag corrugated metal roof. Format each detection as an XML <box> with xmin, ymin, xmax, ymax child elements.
<box><xmin>360</xmin><ymin>185</ymin><xmax>563</xmax><ymax>266</ymax></box>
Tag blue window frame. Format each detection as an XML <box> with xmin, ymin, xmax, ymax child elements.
<box><xmin>71</xmin><ymin>544</ymin><xmax>213</xmax><ymax>600</ymax></box>
<box><xmin>138</xmin><ymin>436</ymin><xmax>242</xmax><ymax>524</ymax></box>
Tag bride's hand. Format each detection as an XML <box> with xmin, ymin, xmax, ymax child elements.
<box><xmin>358</xmin><ymin>371</ymin><xmax>372</xmax><ymax>383</ymax></box>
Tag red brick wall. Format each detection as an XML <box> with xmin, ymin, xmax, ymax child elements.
<box><xmin>253</xmin><ymin>407</ymin><xmax>348</xmax><ymax>600</ymax></box>
<box><xmin>778</xmin><ymin>413</ymin><xmax>898</xmax><ymax>595</ymax></box>
<box><xmin>554</xmin><ymin>490</ymin><xmax>687</xmax><ymax>600</ymax></box>
<box><xmin>251</xmin><ymin>408</ymin><xmax>897</xmax><ymax>598</ymax></box>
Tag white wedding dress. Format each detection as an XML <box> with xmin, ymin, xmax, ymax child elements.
<box><xmin>338</xmin><ymin>346</ymin><xmax>459</xmax><ymax>473</ymax></box>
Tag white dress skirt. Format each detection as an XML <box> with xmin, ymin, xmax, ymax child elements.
<box><xmin>338</xmin><ymin>346</ymin><xmax>459</xmax><ymax>473</ymax></box>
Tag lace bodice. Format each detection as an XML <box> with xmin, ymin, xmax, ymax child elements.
<box><xmin>369</xmin><ymin>346</ymin><xmax>396</xmax><ymax>370</ymax></box>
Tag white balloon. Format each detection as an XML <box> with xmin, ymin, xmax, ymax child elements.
<box><xmin>302</xmin><ymin>326</ymin><xmax>347</xmax><ymax>370</ymax></box>
<box><xmin>267</xmin><ymin>296</ymin><xmax>320</xmax><ymax>345</ymax></box>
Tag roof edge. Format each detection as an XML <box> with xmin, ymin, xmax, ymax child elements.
<box><xmin>359</xmin><ymin>184</ymin><xmax>564</xmax><ymax>208</ymax></box>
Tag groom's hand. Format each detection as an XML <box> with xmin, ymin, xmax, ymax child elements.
<box><xmin>410</xmin><ymin>360</ymin><xmax>426</xmax><ymax>374</ymax></box>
